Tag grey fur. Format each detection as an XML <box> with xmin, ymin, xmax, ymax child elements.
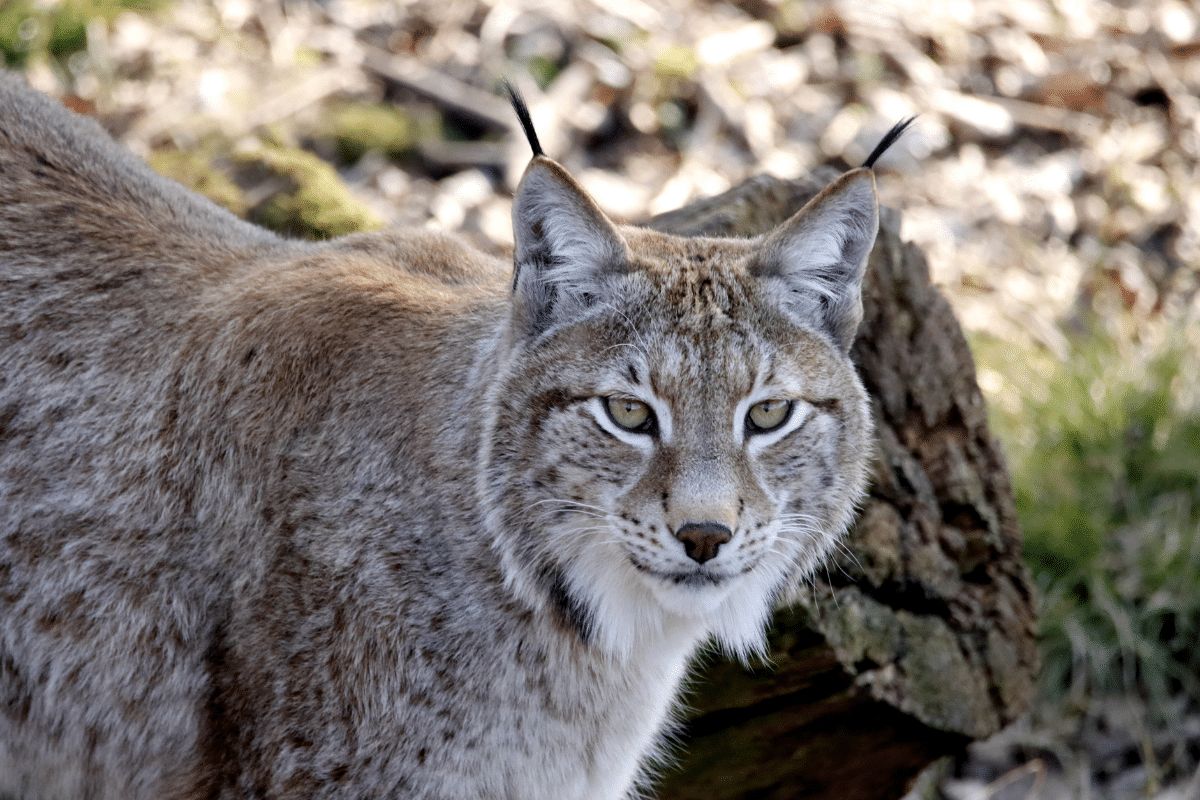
<box><xmin>0</xmin><ymin>72</ymin><xmax>878</xmax><ymax>799</ymax></box>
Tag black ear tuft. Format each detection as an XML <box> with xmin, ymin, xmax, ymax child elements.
<box><xmin>502</xmin><ymin>79</ymin><xmax>544</xmax><ymax>158</ymax></box>
<box><xmin>510</xmin><ymin>159</ymin><xmax>628</xmax><ymax>337</ymax></box>
<box><xmin>863</xmin><ymin>116</ymin><xmax>917</xmax><ymax>169</ymax></box>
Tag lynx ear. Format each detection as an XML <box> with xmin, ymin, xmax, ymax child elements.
<box><xmin>752</xmin><ymin>169</ymin><xmax>879</xmax><ymax>351</ymax></box>
<box><xmin>511</xmin><ymin>157</ymin><xmax>629</xmax><ymax>336</ymax></box>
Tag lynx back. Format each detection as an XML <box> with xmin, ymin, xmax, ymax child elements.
<box><xmin>0</xmin><ymin>73</ymin><xmax>902</xmax><ymax>799</ymax></box>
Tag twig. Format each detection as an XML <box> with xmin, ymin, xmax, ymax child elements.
<box><xmin>360</xmin><ymin>46</ymin><xmax>512</xmax><ymax>131</ymax></box>
<box><xmin>417</xmin><ymin>140</ymin><xmax>507</xmax><ymax>172</ymax></box>
<box><xmin>925</xmin><ymin>87</ymin><xmax>1102</xmax><ymax>138</ymax></box>
<box><xmin>982</xmin><ymin>759</ymin><xmax>1046</xmax><ymax>799</ymax></box>
<box><xmin>985</xmin><ymin>94</ymin><xmax>1104</xmax><ymax>137</ymax></box>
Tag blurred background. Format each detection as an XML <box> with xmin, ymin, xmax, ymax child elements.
<box><xmin>3</xmin><ymin>0</ymin><xmax>1199</xmax><ymax>797</ymax></box>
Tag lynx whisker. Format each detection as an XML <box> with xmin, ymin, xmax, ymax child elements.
<box><xmin>528</xmin><ymin>498</ymin><xmax>614</xmax><ymax>516</ymax></box>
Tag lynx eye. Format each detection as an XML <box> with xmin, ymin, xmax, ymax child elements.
<box><xmin>746</xmin><ymin>399</ymin><xmax>793</xmax><ymax>433</ymax></box>
<box><xmin>605</xmin><ymin>397</ymin><xmax>655</xmax><ymax>433</ymax></box>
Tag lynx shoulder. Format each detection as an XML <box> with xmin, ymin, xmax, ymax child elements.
<box><xmin>0</xmin><ymin>72</ymin><xmax>901</xmax><ymax>799</ymax></box>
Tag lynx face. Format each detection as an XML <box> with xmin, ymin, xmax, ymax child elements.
<box><xmin>483</xmin><ymin>159</ymin><xmax>876</xmax><ymax>659</ymax></box>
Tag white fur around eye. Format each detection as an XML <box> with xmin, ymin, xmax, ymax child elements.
<box><xmin>735</xmin><ymin>396</ymin><xmax>812</xmax><ymax>451</ymax></box>
<box><xmin>590</xmin><ymin>397</ymin><xmax>671</xmax><ymax>447</ymax></box>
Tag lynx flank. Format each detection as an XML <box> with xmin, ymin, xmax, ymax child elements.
<box><xmin>0</xmin><ymin>73</ymin><xmax>904</xmax><ymax>799</ymax></box>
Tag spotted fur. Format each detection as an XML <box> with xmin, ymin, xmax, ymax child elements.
<box><xmin>0</xmin><ymin>72</ymin><xmax>877</xmax><ymax>799</ymax></box>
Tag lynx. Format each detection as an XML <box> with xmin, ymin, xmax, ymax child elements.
<box><xmin>0</xmin><ymin>72</ymin><xmax>908</xmax><ymax>799</ymax></box>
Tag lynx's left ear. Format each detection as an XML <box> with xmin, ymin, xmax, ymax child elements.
<box><xmin>510</xmin><ymin>158</ymin><xmax>630</xmax><ymax>336</ymax></box>
<box><xmin>751</xmin><ymin>168</ymin><xmax>879</xmax><ymax>351</ymax></box>
<box><xmin>503</xmin><ymin>80</ymin><xmax>630</xmax><ymax>337</ymax></box>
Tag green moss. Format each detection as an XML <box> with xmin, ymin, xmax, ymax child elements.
<box><xmin>148</xmin><ymin>147</ymin><xmax>247</xmax><ymax>217</ymax></box>
<box><xmin>973</xmin><ymin>327</ymin><xmax>1200</xmax><ymax>719</ymax></box>
<box><xmin>1</xmin><ymin>0</ymin><xmax>168</xmax><ymax>67</ymax></box>
<box><xmin>1</xmin><ymin>1</ymin><xmax>47</xmax><ymax>67</ymax></box>
<box><xmin>525</xmin><ymin>55</ymin><xmax>561</xmax><ymax>89</ymax></box>
<box><xmin>324</xmin><ymin>102</ymin><xmax>439</xmax><ymax>164</ymax></box>
<box><xmin>144</xmin><ymin>136</ymin><xmax>382</xmax><ymax>240</ymax></box>
<box><xmin>238</xmin><ymin>144</ymin><xmax>381</xmax><ymax>239</ymax></box>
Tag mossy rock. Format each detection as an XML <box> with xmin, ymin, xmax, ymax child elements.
<box><xmin>238</xmin><ymin>144</ymin><xmax>381</xmax><ymax>240</ymax></box>
<box><xmin>149</xmin><ymin>147</ymin><xmax>248</xmax><ymax>218</ymax></box>
<box><xmin>1</xmin><ymin>0</ymin><xmax>168</xmax><ymax>67</ymax></box>
<box><xmin>151</xmin><ymin>138</ymin><xmax>380</xmax><ymax>241</ymax></box>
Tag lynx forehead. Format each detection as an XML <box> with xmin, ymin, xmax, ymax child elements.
<box><xmin>0</xmin><ymin>73</ymin><xmax>905</xmax><ymax>799</ymax></box>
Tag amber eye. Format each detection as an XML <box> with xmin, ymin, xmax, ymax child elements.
<box><xmin>746</xmin><ymin>399</ymin><xmax>793</xmax><ymax>433</ymax></box>
<box><xmin>605</xmin><ymin>397</ymin><xmax>655</xmax><ymax>433</ymax></box>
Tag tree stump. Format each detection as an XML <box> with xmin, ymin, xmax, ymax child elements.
<box><xmin>646</xmin><ymin>173</ymin><xmax>1038</xmax><ymax>800</ymax></box>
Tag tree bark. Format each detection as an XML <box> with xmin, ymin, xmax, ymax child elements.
<box><xmin>645</xmin><ymin>172</ymin><xmax>1038</xmax><ymax>800</ymax></box>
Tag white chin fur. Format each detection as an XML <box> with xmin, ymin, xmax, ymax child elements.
<box><xmin>564</xmin><ymin>540</ymin><xmax>784</xmax><ymax>663</ymax></box>
<box><xmin>633</xmin><ymin>571</ymin><xmax>735</xmax><ymax>618</ymax></box>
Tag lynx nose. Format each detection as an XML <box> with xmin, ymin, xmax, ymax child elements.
<box><xmin>674</xmin><ymin>522</ymin><xmax>733</xmax><ymax>564</ymax></box>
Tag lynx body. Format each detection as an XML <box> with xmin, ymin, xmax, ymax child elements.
<box><xmin>0</xmin><ymin>73</ymin><xmax>881</xmax><ymax>799</ymax></box>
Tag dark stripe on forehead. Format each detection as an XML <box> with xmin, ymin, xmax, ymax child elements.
<box><xmin>648</xmin><ymin>370</ymin><xmax>663</xmax><ymax>399</ymax></box>
<box><xmin>527</xmin><ymin>389</ymin><xmax>589</xmax><ymax>433</ymax></box>
<box><xmin>806</xmin><ymin>397</ymin><xmax>842</xmax><ymax>415</ymax></box>
<box><xmin>530</xmin><ymin>388</ymin><xmax>580</xmax><ymax>415</ymax></box>
<box><xmin>763</xmin><ymin>350</ymin><xmax>778</xmax><ymax>386</ymax></box>
<box><xmin>524</xmin><ymin>389</ymin><xmax>595</xmax><ymax>444</ymax></box>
